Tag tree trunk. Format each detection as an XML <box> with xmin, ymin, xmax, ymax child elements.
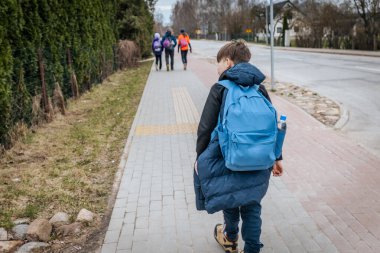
<box><xmin>374</xmin><ymin>34</ymin><xmax>378</xmax><ymax>51</ymax></box>
<box><xmin>37</xmin><ymin>48</ymin><xmax>49</xmax><ymax>114</ymax></box>
<box><xmin>67</xmin><ymin>48</ymin><xmax>79</xmax><ymax>98</ymax></box>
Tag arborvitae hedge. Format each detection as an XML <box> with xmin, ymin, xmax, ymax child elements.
<box><xmin>0</xmin><ymin>0</ymin><xmax>154</xmax><ymax>148</ymax></box>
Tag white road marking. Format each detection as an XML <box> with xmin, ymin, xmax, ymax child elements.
<box><xmin>355</xmin><ymin>66</ymin><xmax>380</xmax><ymax>73</ymax></box>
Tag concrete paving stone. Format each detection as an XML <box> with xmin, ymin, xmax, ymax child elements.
<box><xmin>114</xmin><ymin>198</ymin><xmax>128</xmax><ymax>208</ymax></box>
<box><xmin>123</xmin><ymin>212</ymin><xmax>136</xmax><ymax>224</ymax></box>
<box><xmin>120</xmin><ymin>224</ymin><xmax>135</xmax><ymax>236</ymax></box>
<box><xmin>126</xmin><ymin>202</ymin><xmax>138</xmax><ymax>213</ymax></box>
<box><xmin>150</xmin><ymin>192</ymin><xmax>162</xmax><ymax>201</ymax></box>
<box><xmin>127</xmin><ymin>194</ymin><xmax>139</xmax><ymax>202</ymax></box>
<box><xmin>116</xmin><ymin>236</ymin><xmax>132</xmax><ymax>250</ymax></box>
<box><xmin>137</xmin><ymin>197</ymin><xmax>150</xmax><ymax>207</ymax></box>
<box><xmin>104</xmin><ymin>230</ymin><xmax>121</xmax><ymax>244</ymax></box>
<box><xmin>138</xmin><ymin>188</ymin><xmax>150</xmax><ymax>197</ymax></box>
<box><xmin>132</xmin><ymin>228</ymin><xmax>149</xmax><ymax>242</ymax></box>
<box><xmin>148</xmin><ymin>222</ymin><xmax>162</xmax><ymax>234</ymax></box>
<box><xmin>149</xmin><ymin>210</ymin><xmax>162</xmax><ymax>219</ymax></box>
<box><xmin>108</xmin><ymin>218</ymin><xmax>124</xmax><ymax>231</ymax></box>
<box><xmin>176</xmin><ymin>244</ymin><xmax>193</xmax><ymax>253</ymax></box>
<box><xmin>101</xmin><ymin>243</ymin><xmax>117</xmax><ymax>253</ymax></box>
<box><xmin>111</xmin><ymin>207</ymin><xmax>126</xmax><ymax>220</ymax></box>
<box><xmin>116</xmin><ymin>190</ymin><xmax>128</xmax><ymax>199</ymax></box>
<box><xmin>163</xmin><ymin>196</ymin><xmax>174</xmax><ymax>206</ymax></box>
<box><xmin>135</xmin><ymin>217</ymin><xmax>149</xmax><ymax>229</ymax></box>
<box><xmin>150</xmin><ymin>200</ymin><xmax>162</xmax><ymax>211</ymax></box>
<box><xmin>116</xmin><ymin>250</ymin><xmax>131</xmax><ymax>253</ymax></box>
<box><xmin>136</xmin><ymin>206</ymin><xmax>149</xmax><ymax>218</ymax></box>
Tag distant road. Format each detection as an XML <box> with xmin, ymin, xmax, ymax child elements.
<box><xmin>191</xmin><ymin>40</ymin><xmax>380</xmax><ymax>158</ymax></box>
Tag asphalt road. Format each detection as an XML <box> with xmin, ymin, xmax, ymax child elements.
<box><xmin>190</xmin><ymin>40</ymin><xmax>380</xmax><ymax>158</ymax></box>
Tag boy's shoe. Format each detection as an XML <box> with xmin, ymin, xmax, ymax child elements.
<box><xmin>214</xmin><ymin>224</ymin><xmax>238</xmax><ymax>253</ymax></box>
<box><xmin>166</xmin><ymin>64</ymin><xmax>169</xmax><ymax>71</ymax></box>
<box><xmin>155</xmin><ymin>64</ymin><xmax>158</xmax><ymax>71</ymax></box>
<box><xmin>184</xmin><ymin>63</ymin><xmax>187</xmax><ymax>70</ymax></box>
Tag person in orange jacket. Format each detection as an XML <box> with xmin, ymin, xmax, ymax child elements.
<box><xmin>177</xmin><ymin>29</ymin><xmax>192</xmax><ymax>70</ymax></box>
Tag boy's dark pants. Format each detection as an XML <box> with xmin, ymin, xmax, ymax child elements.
<box><xmin>224</xmin><ymin>202</ymin><xmax>264</xmax><ymax>253</ymax></box>
<box><xmin>180</xmin><ymin>50</ymin><xmax>188</xmax><ymax>64</ymax></box>
<box><xmin>165</xmin><ymin>49</ymin><xmax>174</xmax><ymax>69</ymax></box>
<box><xmin>155</xmin><ymin>53</ymin><xmax>162</xmax><ymax>69</ymax></box>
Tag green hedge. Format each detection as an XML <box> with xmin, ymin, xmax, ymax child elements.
<box><xmin>0</xmin><ymin>0</ymin><xmax>154</xmax><ymax>148</ymax></box>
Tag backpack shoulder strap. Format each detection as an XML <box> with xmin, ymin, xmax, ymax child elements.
<box><xmin>217</xmin><ymin>80</ymin><xmax>236</xmax><ymax>91</ymax></box>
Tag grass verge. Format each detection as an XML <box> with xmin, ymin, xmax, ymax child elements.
<box><xmin>0</xmin><ymin>61</ymin><xmax>152</xmax><ymax>229</ymax></box>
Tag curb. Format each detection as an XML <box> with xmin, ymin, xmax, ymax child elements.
<box><xmin>106</xmin><ymin>62</ymin><xmax>153</xmax><ymax>210</ymax></box>
<box><xmin>334</xmin><ymin>102</ymin><xmax>350</xmax><ymax>130</ymax></box>
<box><xmin>194</xmin><ymin>39</ymin><xmax>380</xmax><ymax>57</ymax></box>
<box><xmin>138</xmin><ymin>57</ymin><xmax>155</xmax><ymax>63</ymax></box>
<box><xmin>97</xmin><ymin>61</ymin><xmax>155</xmax><ymax>251</ymax></box>
<box><xmin>272</xmin><ymin>46</ymin><xmax>380</xmax><ymax>58</ymax></box>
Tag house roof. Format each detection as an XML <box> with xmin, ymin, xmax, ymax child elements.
<box><xmin>266</xmin><ymin>0</ymin><xmax>305</xmax><ymax>23</ymax></box>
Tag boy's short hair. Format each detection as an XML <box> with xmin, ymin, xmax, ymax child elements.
<box><xmin>217</xmin><ymin>39</ymin><xmax>251</xmax><ymax>64</ymax></box>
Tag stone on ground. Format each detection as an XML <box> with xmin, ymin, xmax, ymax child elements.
<box><xmin>56</xmin><ymin>222</ymin><xmax>82</xmax><ymax>237</ymax></box>
<box><xmin>0</xmin><ymin>241</ymin><xmax>23</xmax><ymax>252</ymax></box>
<box><xmin>76</xmin><ymin>209</ymin><xmax>94</xmax><ymax>223</ymax></box>
<box><xmin>49</xmin><ymin>212</ymin><xmax>70</xmax><ymax>228</ymax></box>
<box><xmin>15</xmin><ymin>242</ymin><xmax>50</xmax><ymax>253</ymax></box>
<box><xmin>26</xmin><ymin>219</ymin><xmax>52</xmax><ymax>242</ymax></box>
<box><xmin>12</xmin><ymin>225</ymin><xmax>29</xmax><ymax>240</ymax></box>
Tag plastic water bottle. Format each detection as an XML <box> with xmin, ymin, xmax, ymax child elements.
<box><xmin>279</xmin><ymin>115</ymin><xmax>287</xmax><ymax>130</ymax></box>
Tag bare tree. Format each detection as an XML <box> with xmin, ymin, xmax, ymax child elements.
<box><xmin>352</xmin><ymin>0</ymin><xmax>380</xmax><ymax>50</ymax></box>
<box><xmin>154</xmin><ymin>12</ymin><xmax>166</xmax><ymax>35</ymax></box>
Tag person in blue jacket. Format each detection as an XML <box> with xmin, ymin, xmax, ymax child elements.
<box><xmin>161</xmin><ymin>28</ymin><xmax>177</xmax><ymax>71</ymax></box>
<box><xmin>194</xmin><ymin>40</ymin><xmax>284</xmax><ymax>253</ymax></box>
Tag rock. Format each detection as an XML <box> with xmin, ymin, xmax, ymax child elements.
<box><xmin>55</xmin><ymin>222</ymin><xmax>82</xmax><ymax>237</ymax></box>
<box><xmin>0</xmin><ymin>228</ymin><xmax>7</xmax><ymax>241</ymax></box>
<box><xmin>324</xmin><ymin>108</ymin><xmax>340</xmax><ymax>116</ymax></box>
<box><xmin>26</xmin><ymin>219</ymin><xmax>52</xmax><ymax>242</ymax></box>
<box><xmin>13</xmin><ymin>219</ymin><xmax>30</xmax><ymax>225</ymax></box>
<box><xmin>49</xmin><ymin>212</ymin><xmax>70</xmax><ymax>228</ymax></box>
<box><xmin>12</xmin><ymin>224</ymin><xmax>29</xmax><ymax>240</ymax></box>
<box><xmin>76</xmin><ymin>209</ymin><xmax>94</xmax><ymax>223</ymax></box>
<box><xmin>0</xmin><ymin>241</ymin><xmax>23</xmax><ymax>252</ymax></box>
<box><xmin>15</xmin><ymin>242</ymin><xmax>50</xmax><ymax>253</ymax></box>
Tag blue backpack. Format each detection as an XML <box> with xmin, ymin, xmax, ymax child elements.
<box><xmin>213</xmin><ymin>80</ymin><xmax>284</xmax><ymax>171</ymax></box>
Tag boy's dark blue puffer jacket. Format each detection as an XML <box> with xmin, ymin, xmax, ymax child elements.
<box><xmin>194</xmin><ymin>62</ymin><xmax>272</xmax><ymax>214</ymax></box>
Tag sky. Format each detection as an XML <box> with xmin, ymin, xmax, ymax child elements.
<box><xmin>155</xmin><ymin>0</ymin><xmax>176</xmax><ymax>25</ymax></box>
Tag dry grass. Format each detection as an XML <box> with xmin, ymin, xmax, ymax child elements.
<box><xmin>0</xmin><ymin>61</ymin><xmax>153</xmax><ymax>229</ymax></box>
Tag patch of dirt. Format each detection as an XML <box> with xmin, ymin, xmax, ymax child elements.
<box><xmin>263</xmin><ymin>81</ymin><xmax>341</xmax><ymax>127</ymax></box>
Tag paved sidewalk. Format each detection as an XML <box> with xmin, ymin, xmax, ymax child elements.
<box><xmin>101</xmin><ymin>54</ymin><xmax>380</xmax><ymax>253</ymax></box>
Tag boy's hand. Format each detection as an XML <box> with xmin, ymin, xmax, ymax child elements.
<box><xmin>272</xmin><ymin>160</ymin><xmax>283</xmax><ymax>177</ymax></box>
<box><xmin>194</xmin><ymin>160</ymin><xmax>198</xmax><ymax>175</ymax></box>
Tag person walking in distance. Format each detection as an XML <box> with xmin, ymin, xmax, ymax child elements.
<box><xmin>152</xmin><ymin>33</ymin><xmax>163</xmax><ymax>71</ymax></box>
<box><xmin>177</xmin><ymin>29</ymin><xmax>192</xmax><ymax>70</ymax></box>
<box><xmin>161</xmin><ymin>28</ymin><xmax>177</xmax><ymax>71</ymax></box>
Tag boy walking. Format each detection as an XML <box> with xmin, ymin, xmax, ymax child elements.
<box><xmin>195</xmin><ymin>40</ymin><xmax>284</xmax><ymax>253</ymax></box>
<box><xmin>161</xmin><ymin>28</ymin><xmax>177</xmax><ymax>71</ymax></box>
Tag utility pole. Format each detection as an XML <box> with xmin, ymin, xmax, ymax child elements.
<box><xmin>270</xmin><ymin>0</ymin><xmax>275</xmax><ymax>90</ymax></box>
<box><xmin>265</xmin><ymin>6</ymin><xmax>269</xmax><ymax>45</ymax></box>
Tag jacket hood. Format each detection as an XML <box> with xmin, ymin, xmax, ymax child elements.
<box><xmin>154</xmin><ymin>33</ymin><xmax>160</xmax><ymax>39</ymax></box>
<box><xmin>220</xmin><ymin>62</ymin><xmax>265</xmax><ymax>87</ymax></box>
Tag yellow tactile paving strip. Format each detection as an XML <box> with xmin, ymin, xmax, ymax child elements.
<box><xmin>172</xmin><ymin>87</ymin><xmax>200</xmax><ymax>124</ymax></box>
<box><xmin>135</xmin><ymin>123</ymin><xmax>198</xmax><ymax>136</ymax></box>
<box><xmin>135</xmin><ymin>87</ymin><xmax>200</xmax><ymax>136</ymax></box>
